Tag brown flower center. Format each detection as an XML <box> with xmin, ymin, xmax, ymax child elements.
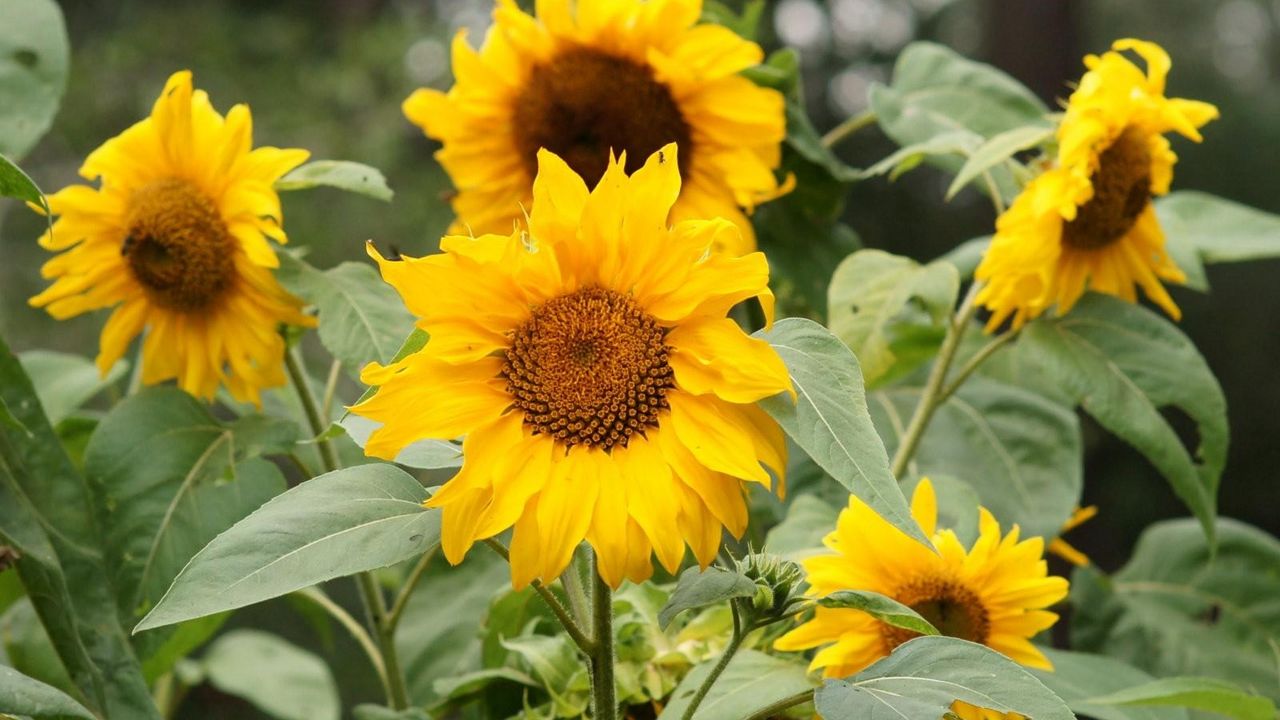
<box><xmin>881</xmin><ymin>576</ymin><xmax>990</xmax><ymax>650</ymax></box>
<box><xmin>1061</xmin><ymin>127</ymin><xmax>1153</xmax><ymax>251</ymax></box>
<box><xmin>122</xmin><ymin>179</ymin><xmax>235</xmax><ymax>311</ymax></box>
<box><xmin>512</xmin><ymin>47</ymin><xmax>692</xmax><ymax>187</ymax></box>
<box><xmin>502</xmin><ymin>286</ymin><xmax>674</xmax><ymax>451</ymax></box>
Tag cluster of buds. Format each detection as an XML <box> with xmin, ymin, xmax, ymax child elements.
<box><xmin>736</xmin><ymin>551</ymin><xmax>806</xmax><ymax>626</ymax></box>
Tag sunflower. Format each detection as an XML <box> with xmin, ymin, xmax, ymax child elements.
<box><xmin>773</xmin><ymin>479</ymin><xmax>1068</xmax><ymax>678</ymax></box>
<box><xmin>948</xmin><ymin>700</ymin><xmax>1027</xmax><ymax>720</ymax></box>
<box><xmin>403</xmin><ymin>0</ymin><xmax>788</xmax><ymax>255</ymax></box>
<box><xmin>975</xmin><ymin>39</ymin><xmax>1219</xmax><ymax>331</ymax></box>
<box><xmin>29</xmin><ymin>70</ymin><xmax>313</xmax><ymax>405</ymax></box>
<box><xmin>350</xmin><ymin>144</ymin><xmax>792</xmax><ymax>589</ymax></box>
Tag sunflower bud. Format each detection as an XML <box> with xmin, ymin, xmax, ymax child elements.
<box><xmin>737</xmin><ymin>551</ymin><xmax>805</xmax><ymax>624</ymax></box>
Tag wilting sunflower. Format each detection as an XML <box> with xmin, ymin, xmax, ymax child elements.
<box><xmin>774</xmin><ymin>479</ymin><xmax>1068</xmax><ymax>678</ymax></box>
<box><xmin>403</xmin><ymin>0</ymin><xmax>788</xmax><ymax>254</ymax></box>
<box><xmin>350</xmin><ymin>144</ymin><xmax>792</xmax><ymax>589</ymax></box>
<box><xmin>29</xmin><ymin>71</ymin><xmax>313</xmax><ymax>404</ymax></box>
<box><xmin>975</xmin><ymin>39</ymin><xmax>1219</xmax><ymax>330</ymax></box>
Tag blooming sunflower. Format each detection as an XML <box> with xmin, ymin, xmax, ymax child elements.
<box><xmin>403</xmin><ymin>0</ymin><xmax>788</xmax><ymax>255</ymax></box>
<box><xmin>29</xmin><ymin>70</ymin><xmax>313</xmax><ymax>405</ymax></box>
<box><xmin>975</xmin><ymin>39</ymin><xmax>1219</xmax><ymax>331</ymax></box>
<box><xmin>773</xmin><ymin>479</ymin><xmax>1068</xmax><ymax>678</ymax></box>
<box><xmin>350</xmin><ymin>144</ymin><xmax>792</xmax><ymax>589</ymax></box>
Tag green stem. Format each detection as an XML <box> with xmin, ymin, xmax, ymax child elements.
<box><xmin>321</xmin><ymin>359</ymin><xmax>343</xmax><ymax>422</ymax></box>
<box><xmin>742</xmin><ymin>688</ymin><xmax>815</xmax><ymax>720</ymax></box>
<box><xmin>890</xmin><ymin>283</ymin><xmax>982</xmax><ymax>479</ymax></box>
<box><xmin>358</xmin><ymin>572</ymin><xmax>411</xmax><ymax>711</ymax></box>
<box><xmin>822</xmin><ymin>110</ymin><xmax>877</xmax><ymax>149</ymax></box>
<box><xmin>680</xmin><ymin>600</ymin><xmax>746</xmax><ymax>720</ymax></box>
<box><xmin>589</xmin><ymin>554</ymin><xmax>617</xmax><ymax>720</ymax></box>
<box><xmin>936</xmin><ymin>328</ymin><xmax>1019</xmax><ymax>405</ymax></box>
<box><xmin>561</xmin><ymin>551</ymin><xmax>592</xmax><ymax>630</ymax></box>
<box><xmin>386</xmin><ymin>546</ymin><xmax>437</xmax><ymax>633</ymax></box>
<box><xmin>294</xmin><ymin>587</ymin><xmax>388</xmax><ymax>697</ymax></box>
<box><xmin>980</xmin><ymin>169</ymin><xmax>1008</xmax><ymax>216</ymax></box>
<box><xmin>485</xmin><ymin>539</ymin><xmax>595</xmax><ymax>653</ymax></box>
<box><xmin>284</xmin><ymin>346</ymin><xmax>340</xmax><ymax>475</ymax></box>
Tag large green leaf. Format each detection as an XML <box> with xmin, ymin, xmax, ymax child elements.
<box><xmin>754</xmin><ymin>319</ymin><xmax>925</xmax><ymax>545</ymax></box>
<box><xmin>200</xmin><ymin>630</ymin><xmax>339</xmax><ymax>720</ymax></box>
<box><xmin>0</xmin><ymin>664</ymin><xmax>94</xmax><ymax>720</ymax></box>
<box><xmin>1088</xmin><ymin>678</ymin><xmax>1276</xmax><ymax>720</ymax></box>
<box><xmin>18</xmin><ymin>351</ymin><xmax>126</xmax><ymax>425</ymax></box>
<box><xmin>1070</xmin><ymin>518</ymin><xmax>1280</xmax><ymax>702</ymax></box>
<box><xmin>135</xmin><ymin>464</ymin><xmax>439</xmax><ymax>632</ymax></box>
<box><xmin>869</xmin><ymin>375</ymin><xmax>1081</xmax><ymax>540</ymax></box>
<box><xmin>827</xmin><ymin>249</ymin><xmax>958</xmax><ymax>387</ymax></box>
<box><xmin>1157</xmin><ymin>191</ymin><xmax>1280</xmax><ymax>292</ymax></box>
<box><xmin>275</xmin><ymin>160</ymin><xmax>393</xmax><ymax>202</ymax></box>
<box><xmin>764</xmin><ymin>494</ymin><xmax>839</xmax><ymax>559</ymax></box>
<box><xmin>945</xmin><ymin>124</ymin><xmax>1052</xmax><ymax>200</ymax></box>
<box><xmin>818</xmin><ymin>590</ymin><xmax>939</xmax><ymax>638</ymax></box>
<box><xmin>658</xmin><ymin>650</ymin><xmax>813</xmax><ymax>720</ymax></box>
<box><xmin>658</xmin><ymin>566</ymin><xmax>757</xmax><ymax>630</ymax></box>
<box><xmin>1034</xmin><ymin>649</ymin><xmax>1188</xmax><ymax>720</ymax></box>
<box><xmin>85</xmin><ymin>388</ymin><xmax>293</xmax><ymax>678</ymax></box>
<box><xmin>815</xmin><ymin>636</ymin><xmax>1074</xmax><ymax>720</ymax></box>
<box><xmin>1</xmin><ymin>599</ymin><xmax>76</xmax><ymax>700</ymax></box>
<box><xmin>0</xmin><ymin>0</ymin><xmax>69</xmax><ymax>159</ymax></box>
<box><xmin>0</xmin><ymin>334</ymin><xmax>159</xmax><ymax>719</ymax></box>
<box><xmin>1021</xmin><ymin>294</ymin><xmax>1227</xmax><ymax>541</ymax></box>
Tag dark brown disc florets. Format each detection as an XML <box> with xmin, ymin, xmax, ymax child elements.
<box><xmin>122</xmin><ymin>178</ymin><xmax>235</xmax><ymax>311</ymax></box>
<box><xmin>1061</xmin><ymin>126</ymin><xmax>1153</xmax><ymax>251</ymax></box>
<box><xmin>881</xmin><ymin>576</ymin><xmax>991</xmax><ymax>649</ymax></box>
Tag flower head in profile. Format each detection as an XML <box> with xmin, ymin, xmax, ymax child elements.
<box><xmin>350</xmin><ymin>144</ymin><xmax>792</xmax><ymax>589</ymax></box>
<box><xmin>29</xmin><ymin>71</ymin><xmax>313</xmax><ymax>405</ymax></box>
<box><xmin>404</xmin><ymin>0</ymin><xmax>788</xmax><ymax>255</ymax></box>
<box><xmin>975</xmin><ymin>39</ymin><xmax>1219</xmax><ymax>331</ymax></box>
<box><xmin>774</xmin><ymin>479</ymin><xmax>1068</xmax><ymax>678</ymax></box>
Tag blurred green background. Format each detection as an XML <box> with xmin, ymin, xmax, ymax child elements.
<box><xmin>1</xmin><ymin>0</ymin><xmax>1278</xmax><ymax>715</ymax></box>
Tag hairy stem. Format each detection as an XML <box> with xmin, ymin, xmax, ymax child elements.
<box><xmin>589</xmin><ymin>554</ymin><xmax>617</xmax><ymax>720</ymax></box>
<box><xmin>680</xmin><ymin>600</ymin><xmax>746</xmax><ymax>720</ymax></box>
<box><xmin>742</xmin><ymin>688</ymin><xmax>816</xmax><ymax>720</ymax></box>
<box><xmin>386</xmin><ymin>545</ymin><xmax>437</xmax><ymax>633</ymax></box>
<box><xmin>284</xmin><ymin>346</ymin><xmax>340</xmax><ymax>475</ymax></box>
<box><xmin>937</xmin><ymin>328</ymin><xmax>1019</xmax><ymax>405</ymax></box>
<box><xmin>358</xmin><ymin>572</ymin><xmax>411</xmax><ymax>710</ymax></box>
<box><xmin>321</xmin><ymin>359</ymin><xmax>343</xmax><ymax>422</ymax></box>
<box><xmin>822</xmin><ymin>109</ymin><xmax>877</xmax><ymax>149</ymax></box>
<box><xmin>484</xmin><ymin>539</ymin><xmax>595</xmax><ymax>654</ymax></box>
<box><xmin>294</xmin><ymin>587</ymin><xmax>388</xmax><ymax>697</ymax></box>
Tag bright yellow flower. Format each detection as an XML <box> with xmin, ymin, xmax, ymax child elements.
<box><xmin>774</xmin><ymin>479</ymin><xmax>1068</xmax><ymax>678</ymax></box>
<box><xmin>948</xmin><ymin>699</ymin><xmax>1027</xmax><ymax>720</ymax></box>
<box><xmin>975</xmin><ymin>39</ymin><xmax>1219</xmax><ymax>331</ymax></box>
<box><xmin>29</xmin><ymin>71</ymin><xmax>313</xmax><ymax>405</ymax></box>
<box><xmin>1047</xmin><ymin>505</ymin><xmax>1097</xmax><ymax>567</ymax></box>
<box><xmin>404</xmin><ymin>0</ymin><xmax>788</xmax><ymax>255</ymax></box>
<box><xmin>350</xmin><ymin>144</ymin><xmax>792</xmax><ymax>589</ymax></box>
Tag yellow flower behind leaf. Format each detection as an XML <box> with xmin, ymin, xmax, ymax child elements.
<box><xmin>948</xmin><ymin>699</ymin><xmax>1027</xmax><ymax>720</ymax></box>
<box><xmin>975</xmin><ymin>39</ymin><xmax>1219</xmax><ymax>330</ymax></box>
<box><xmin>350</xmin><ymin>144</ymin><xmax>792</xmax><ymax>589</ymax></box>
<box><xmin>29</xmin><ymin>71</ymin><xmax>313</xmax><ymax>405</ymax></box>
<box><xmin>1047</xmin><ymin>505</ymin><xmax>1098</xmax><ymax>567</ymax></box>
<box><xmin>404</xmin><ymin>0</ymin><xmax>788</xmax><ymax>254</ymax></box>
<box><xmin>774</xmin><ymin>479</ymin><xmax>1068</xmax><ymax>678</ymax></box>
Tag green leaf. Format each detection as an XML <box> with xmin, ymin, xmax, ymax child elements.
<box><xmin>135</xmin><ymin>464</ymin><xmax>440</xmax><ymax>632</ymax></box>
<box><xmin>201</xmin><ymin>630</ymin><xmax>339</xmax><ymax>720</ymax></box>
<box><xmin>754</xmin><ymin>319</ymin><xmax>925</xmax><ymax>545</ymax></box>
<box><xmin>658</xmin><ymin>566</ymin><xmax>757</xmax><ymax>630</ymax></box>
<box><xmin>1021</xmin><ymin>293</ymin><xmax>1227</xmax><ymax>542</ymax></box>
<box><xmin>701</xmin><ymin>0</ymin><xmax>765</xmax><ymax>41</ymax></box>
<box><xmin>339</xmin><ymin>415</ymin><xmax>462</xmax><ymax>470</ymax></box>
<box><xmin>277</xmin><ymin>253</ymin><xmax>416</xmax><ymax>375</ymax></box>
<box><xmin>0</xmin><ymin>0</ymin><xmax>69</xmax><ymax>159</ymax></box>
<box><xmin>1088</xmin><ymin>678</ymin><xmax>1276</xmax><ymax>720</ymax></box>
<box><xmin>1071</xmin><ymin>518</ymin><xmax>1280</xmax><ymax>703</ymax></box>
<box><xmin>827</xmin><ymin>249</ymin><xmax>959</xmax><ymax>387</ymax></box>
<box><xmin>818</xmin><ymin>590</ymin><xmax>939</xmax><ymax>637</ymax></box>
<box><xmin>658</xmin><ymin>650</ymin><xmax>813</xmax><ymax>720</ymax></box>
<box><xmin>353</xmin><ymin>705</ymin><xmax>433</xmax><ymax>720</ymax></box>
<box><xmin>854</xmin><ymin>131</ymin><xmax>977</xmax><ymax>182</ymax></box>
<box><xmin>431</xmin><ymin>668</ymin><xmax>537</xmax><ymax>704</ymax></box>
<box><xmin>0</xmin><ymin>153</ymin><xmax>47</xmax><ymax>210</ymax></box>
<box><xmin>939</xmin><ymin>237</ymin><xmax>990</xmax><ymax>279</ymax></box>
<box><xmin>18</xmin><ymin>351</ymin><xmax>126</xmax><ymax>426</ymax></box>
<box><xmin>946</xmin><ymin>124</ymin><xmax>1052</xmax><ymax>200</ymax></box>
<box><xmin>764</xmin><ymin>494</ymin><xmax>839</xmax><ymax>559</ymax></box>
<box><xmin>816</xmin><ymin>636</ymin><xmax>1074</xmax><ymax>720</ymax></box>
<box><xmin>1157</xmin><ymin>191</ymin><xmax>1280</xmax><ymax>292</ymax></box>
<box><xmin>275</xmin><ymin>160</ymin><xmax>393</xmax><ymax>202</ymax></box>
<box><xmin>1033</xmin><ymin>649</ymin><xmax>1189</xmax><ymax>720</ymax></box>
<box><xmin>0</xmin><ymin>665</ymin><xmax>94</xmax><ymax>720</ymax></box>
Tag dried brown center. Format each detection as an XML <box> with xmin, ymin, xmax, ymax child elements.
<box><xmin>1061</xmin><ymin>127</ymin><xmax>1152</xmax><ymax>251</ymax></box>
<box><xmin>122</xmin><ymin>179</ymin><xmax>235</xmax><ymax>311</ymax></box>
<box><xmin>881</xmin><ymin>577</ymin><xmax>990</xmax><ymax>650</ymax></box>
<box><xmin>502</xmin><ymin>286</ymin><xmax>674</xmax><ymax>451</ymax></box>
<box><xmin>512</xmin><ymin>47</ymin><xmax>692</xmax><ymax>187</ymax></box>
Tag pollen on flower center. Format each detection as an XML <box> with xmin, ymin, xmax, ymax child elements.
<box><xmin>512</xmin><ymin>47</ymin><xmax>692</xmax><ymax>187</ymax></box>
<box><xmin>502</xmin><ymin>286</ymin><xmax>675</xmax><ymax>452</ymax></box>
<box><xmin>122</xmin><ymin>178</ymin><xmax>235</xmax><ymax>311</ymax></box>
<box><xmin>1061</xmin><ymin>127</ymin><xmax>1153</xmax><ymax>251</ymax></box>
<box><xmin>881</xmin><ymin>576</ymin><xmax>990</xmax><ymax>649</ymax></box>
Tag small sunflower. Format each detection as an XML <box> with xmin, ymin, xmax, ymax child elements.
<box><xmin>29</xmin><ymin>70</ymin><xmax>313</xmax><ymax>404</ymax></box>
<box><xmin>404</xmin><ymin>0</ymin><xmax>788</xmax><ymax>255</ymax></box>
<box><xmin>350</xmin><ymin>144</ymin><xmax>792</xmax><ymax>589</ymax></box>
<box><xmin>975</xmin><ymin>39</ymin><xmax>1219</xmax><ymax>330</ymax></box>
<box><xmin>774</xmin><ymin>479</ymin><xmax>1068</xmax><ymax>678</ymax></box>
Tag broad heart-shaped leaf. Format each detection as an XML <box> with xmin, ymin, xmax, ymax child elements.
<box><xmin>754</xmin><ymin>319</ymin><xmax>926</xmax><ymax>545</ymax></box>
<box><xmin>275</xmin><ymin>159</ymin><xmax>393</xmax><ymax>202</ymax></box>
<box><xmin>818</xmin><ymin>590</ymin><xmax>939</xmax><ymax>637</ymax></box>
<box><xmin>135</xmin><ymin>464</ymin><xmax>440</xmax><ymax>632</ymax></box>
<box><xmin>1070</xmin><ymin>518</ymin><xmax>1280</xmax><ymax>703</ymax></box>
<box><xmin>1157</xmin><ymin>191</ymin><xmax>1280</xmax><ymax>292</ymax></box>
<box><xmin>200</xmin><ymin>630</ymin><xmax>339</xmax><ymax>720</ymax></box>
<box><xmin>815</xmin><ymin>637</ymin><xmax>1074</xmax><ymax>720</ymax></box>
<box><xmin>1088</xmin><ymin>678</ymin><xmax>1276</xmax><ymax>720</ymax></box>
<box><xmin>869</xmin><ymin>375</ymin><xmax>1082</xmax><ymax>541</ymax></box>
<box><xmin>1033</xmin><ymin>649</ymin><xmax>1189</xmax><ymax>720</ymax></box>
<box><xmin>276</xmin><ymin>253</ymin><xmax>416</xmax><ymax>376</ymax></box>
<box><xmin>85</xmin><ymin>387</ymin><xmax>293</xmax><ymax>679</ymax></box>
<box><xmin>658</xmin><ymin>566</ymin><xmax>757</xmax><ymax>630</ymax></box>
<box><xmin>827</xmin><ymin>249</ymin><xmax>959</xmax><ymax>387</ymax></box>
<box><xmin>1021</xmin><ymin>293</ymin><xmax>1227</xmax><ymax>542</ymax></box>
<box><xmin>0</xmin><ymin>664</ymin><xmax>95</xmax><ymax>720</ymax></box>
<box><xmin>0</xmin><ymin>334</ymin><xmax>160</xmax><ymax>719</ymax></box>
<box><xmin>658</xmin><ymin>650</ymin><xmax>814</xmax><ymax>720</ymax></box>
<box><xmin>18</xmin><ymin>351</ymin><xmax>127</xmax><ymax>425</ymax></box>
<box><xmin>0</xmin><ymin>0</ymin><xmax>69</xmax><ymax>159</ymax></box>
